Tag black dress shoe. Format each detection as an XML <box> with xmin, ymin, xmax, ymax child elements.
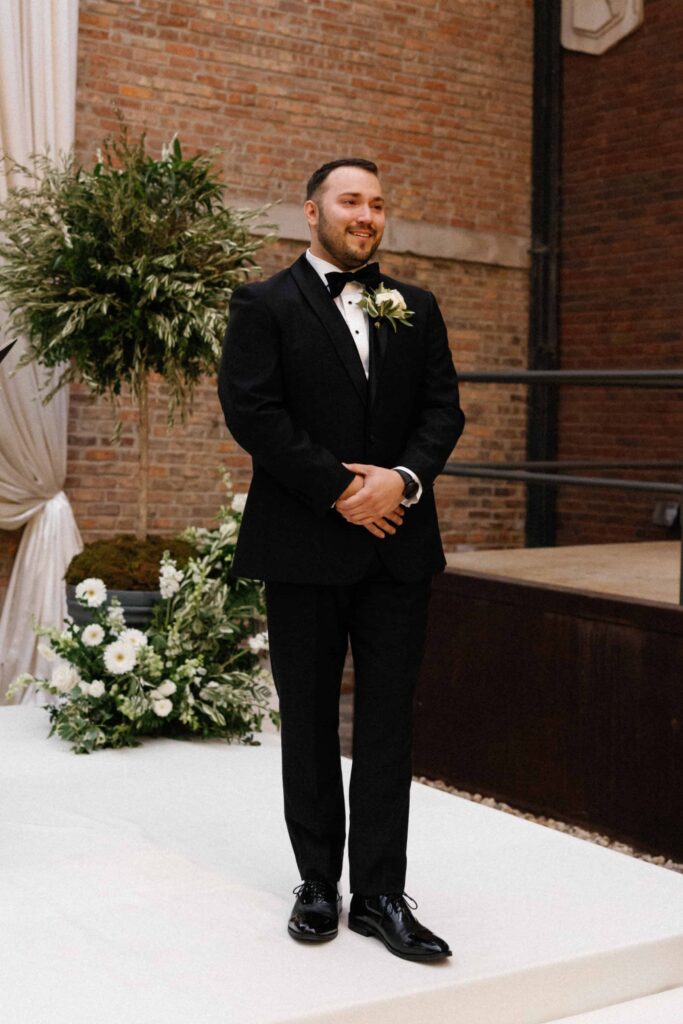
<box><xmin>348</xmin><ymin>892</ymin><xmax>452</xmax><ymax>962</ymax></box>
<box><xmin>287</xmin><ymin>880</ymin><xmax>341</xmax><ymax>942</ymax></box>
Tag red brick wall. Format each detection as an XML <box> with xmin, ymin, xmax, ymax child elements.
<box><xmin>0</xmin><ymin>0</ymin><xmax>533</xmax><ymax>609</ymax></box>
<box><xmin>557</xmin><ymin>0</ymin><xmax>683</xmax><ymax>544</ymax></box>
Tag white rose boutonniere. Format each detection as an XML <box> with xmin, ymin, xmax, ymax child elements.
<box><xmin>358</xmin><ymin>282</ymin><xmax>414</xmax><ymax>332</ymax></box>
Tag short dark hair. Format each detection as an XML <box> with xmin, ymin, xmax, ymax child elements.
<box><xmin>305</xmin><ymin>158</ymin><xmax>379</xmax><ymax>201</ymax></box>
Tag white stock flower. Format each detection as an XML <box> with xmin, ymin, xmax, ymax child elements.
<box><xmin>247</xmin><ymin>631</ymin><xmax>269</xmax><ymax>654</ymax></box>
<box><xmin>231</xmin><ymin>493</ymin><xmax>247</xmax><ymax>514</ymax></box>
<box><xmin>75</xmin><ymin>578</ymin><xmax>107</xmax><ymax>608</ymax></box>
<box><xmin>103</xmin><ymin>640</ymin><xmax>137</xmax><ymax>675</ymax></box>
<box><xmin>219</xmin><ymin>520</ymin><xmax>237</xmax><ymax>541</ymax></box>
<box><xmin>159</xmin><ymin>561</ymin><xmax>184</xmax><ymax>599</ymax></box>
<box><xmin>51</xmin><ymin>662</ymin><xmax>81</xmax><ymax>693</ymax></box>
<box><xmin>160</xmin><ymin>575</ymin><xmax>181</xmax><ymax>599</ymax></box>
<box><xmin>82</xmin><ymin>624</ymin><xmax>105</xmax><ymax>647</ymax></box>
<box><xmin>156</xmin><ymin>679</ymin><xmax>176</xmax><ymax>697</ymax></box>
<box><xmin>107</xmin><ymin>603</ymin><xmax>126</xmax><ymax>629</ymax></box>
<box><xmin>37</xmin><ymin>642</ymin><xmax>57</xmax><ymax>662</ymax></box>
<box><xmin>120</xmin><ymin>628</ymin><xmax>147</xmax><ymax>650</ymax></box>
<box><xmin>88</xmin><ymin>680</ymin><xmax>106</xmax><ymax>698</ymax></box>
<box><xmin>152</xmin><ymin>697</ymin><xmax>173</xmax><ymax>717</ymax></box>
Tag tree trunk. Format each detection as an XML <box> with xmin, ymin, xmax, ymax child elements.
<box><xmin>137</xmin><ymin>375</ymin><xmax>149</xmax><ymax>541</ymax></box>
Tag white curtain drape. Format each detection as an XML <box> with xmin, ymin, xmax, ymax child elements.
<box><xmin>0</xmin><ymin>0</ymin><xmax>81</xmax><ymax>703</ymax></box>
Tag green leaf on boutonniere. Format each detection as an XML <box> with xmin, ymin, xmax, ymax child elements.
<box><xmin>358</xmin><ymin>282</ymin><xmax>414</xmax><ymax>332</ymax></box>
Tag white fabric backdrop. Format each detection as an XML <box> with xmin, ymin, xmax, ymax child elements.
<box><xmin>0</xmin><ymin>0</ymin><xmax>81</xmax><ymax>703</ymax></box>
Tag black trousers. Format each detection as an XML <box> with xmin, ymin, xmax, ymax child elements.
<box><xmin>265</xmin><ymin>557</ymin><xmax>432</xmax><ymax>895</ymax></box>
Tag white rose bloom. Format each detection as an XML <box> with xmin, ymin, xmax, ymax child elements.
<box><xmin>152</xmin><ymin>697</ymin><xmax>173</xmax><ymax>717</ymax></box>
<box><xmin>82</xmin><ymin>624</ymin><xmax>105</xmax><ymax>647</ymax></box>
<box><xmin>119</xmin><ymin>628</ymin><xmax>147</xmax><ymax>650</ymax></box>
<box><xmin>103</xmin><ymin>640</ymin><xmax>137</xmax><ymax>675</ymax></box>
<box><xmin>231</xmin><ymin>493</ymin><xmax>248</xmax><ymax>513</ymax></box>
<box><xmin>51</xmin><ymin>662</ymin><xmax>81</xmax><ymax>693</ymax></box>
<box><xmin>247</xmin><ymin>631</ymin><xmax>269</xmax><ymax>654</ymax></box>
<box><xmin>156</xmin><ymin>679</ymin><xmax>177</xmax><ymax>697</ymax></box>
<box><xmin>37</xmin><ymin>642</ymin><xmax>57</xmax><ymax>662</ymax></box>
<box><xmin>75</xmin><ymin>578</ymin><xmax>107</xmax><ymax>607</ymax></box>
<box><xmin>88</xmin><ymin>680</ymin><xmax>106</xmax><ymax>698</ymax></box>
<box><xmin>376</xmin><ymin>288</ymin><xmax>406</xmax><ymax>310</ymax></box>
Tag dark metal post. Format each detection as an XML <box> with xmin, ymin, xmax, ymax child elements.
<box><xmin>680</xmin><ymin>477</ymin><xmax>683</xmax><ymax>606</ymax></box>
<box><xmin>526</xmin><ymin>0</ymin><xmax>563</xmax><ymax>547</ymax></box>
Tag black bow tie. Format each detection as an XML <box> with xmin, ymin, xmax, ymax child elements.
<box><xmin>325</xmin><ymin>263</ymin><xmax>381</xmax><ymax>299</ymax></box>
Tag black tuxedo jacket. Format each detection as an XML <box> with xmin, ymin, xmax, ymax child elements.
<box><xmin>217</xmin><ymin>253</ymin><xmax>465</xmax><ymax>584</ymax></box>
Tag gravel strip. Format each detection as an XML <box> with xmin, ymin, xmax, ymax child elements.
<box><xmin>415</xmin><ymin>775</ymin><xmax>683</xmax><ymax>875</ymax></box>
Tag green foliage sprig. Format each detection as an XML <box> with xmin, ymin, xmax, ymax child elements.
<box><xmin>0</xmin><ymin>129</ymin><xmax>273</xmax><ymax>423</ymax></box>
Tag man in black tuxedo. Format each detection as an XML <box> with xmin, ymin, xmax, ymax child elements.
<box><xmin>218</xmin><ymin>158</ymin><xmax>465</xmax><ymax>962</ymax></box>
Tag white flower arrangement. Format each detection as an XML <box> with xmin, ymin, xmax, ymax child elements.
<box><xmin>9</xmin><ymin>477</ymin><xmax>276</xmax><ymax>754</ymax></box>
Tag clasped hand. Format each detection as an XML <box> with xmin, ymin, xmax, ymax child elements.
<box><xmin>334</xmin><ymin>463</ymin><xmax>405</xmax><ymax>539</ymax></box>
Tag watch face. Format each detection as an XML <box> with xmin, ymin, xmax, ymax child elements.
<box><xmin>404</xmin><ymin>479</ymin><xmax>418</xmax><ymax>499</ymax></box>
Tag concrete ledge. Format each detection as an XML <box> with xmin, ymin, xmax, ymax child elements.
<box><xmin>247</xmin><ymin>200</ymin><xmax>530</xmax><ymax>270</ymax></box>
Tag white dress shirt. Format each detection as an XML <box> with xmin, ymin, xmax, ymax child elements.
<box><xmin>305</xmin><ymin>249</ymin><xmax>422</xmax><ymax>507</ymax></box>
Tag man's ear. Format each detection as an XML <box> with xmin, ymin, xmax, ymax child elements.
<box><xmin>303</xmin><ymin>199</ymin><xmax>318</xmax><ymax>229</ymax></box>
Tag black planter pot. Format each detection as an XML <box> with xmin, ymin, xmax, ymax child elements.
<box><xmin>66</xmin><ymin>585</ymin><xmax>161</xmax><ymax>628</ymax></box>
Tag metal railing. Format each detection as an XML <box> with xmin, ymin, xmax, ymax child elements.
<box><xmin>445</xmin><ymin>369</ymin><xmax>683</xmax><ymax>604</ymax></box>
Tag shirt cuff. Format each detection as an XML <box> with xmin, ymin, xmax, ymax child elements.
<box><xmin>394</xmin><ymin>465</ymin><xmax>423</xmax><ymax>507</ymax></box>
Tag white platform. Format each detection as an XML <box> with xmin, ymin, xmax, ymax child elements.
<box><xmin>2</xmin><ymin>707</ymin><xmax>682</xmax><ymax>1024</ymax></box>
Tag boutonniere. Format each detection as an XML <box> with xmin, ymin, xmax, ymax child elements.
<box><xmin>358</xmin><ymin>283</ymin><xmax>414</xmax><ymax>332</ymax></box>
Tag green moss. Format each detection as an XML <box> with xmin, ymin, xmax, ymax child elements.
<box><xmin>65</xmin><ymin>535</ymin><xmax>195</xmax><ymax>591</ymax></box>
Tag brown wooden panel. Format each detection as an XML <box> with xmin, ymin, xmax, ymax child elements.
<box><xmin>414</xmin><ymin>570</ymin><xmax>683</xmax><ymax>860</ymax></box>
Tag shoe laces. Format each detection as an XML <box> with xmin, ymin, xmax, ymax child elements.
<box><xmin>293</xmin><ymin>880</ymin><xmax>340</xmax><ymax>903</ymax></box>
<box><xmin>384</xmin><ymin>891</ymin><xmax>418</xmax><ymax>914</ymax></box>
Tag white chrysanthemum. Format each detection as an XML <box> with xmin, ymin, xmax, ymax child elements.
<box><xmin>51</xmin><ymin>662</ymin><xmax>81</xmax><ymax>693</ymax></box>
<box><xmin>156</xmin><ymin>679</ymin><xmax>176</xmax><ymax>697</ymax></box>
<box><xmin>82</xmin><ymin>624</ymin><xmax>105</xmax><ymax>647</ymax></box>
<box><xmin>103</xmin><ymin>640</ymin><xmax>137</xmax><ymax>675</ymax></box>
<box><xmin>152</xmin><ymin>697</ymin><xmax>173</xmax><ymax>717</ymax></box>
<box><xmin>247</xmin><ymin>631</ymin><xmax>269</xmax><ymax>654</ymax></box>
<box><xmin>75</xmin><ymin>578</ymin><xmax>107</xmax><ymax>608</ymax></box>
<box><xmin>119</xmin><ymin>628</ymin><xmax>147</xmax><ymax>650</ymax></box>
<box><xmin>88</xmin><ymin>679</ymin><xmax>105</xmax><ymax>698</ymax></box>
<box><xmin>38</xmin><ymin>641</ymin><xmax>57</xmax><ymax>662</ymax></box>
<box><xmin>231</xmin><ymin>493</ymin><xmax>248</xmax><ymax>514</ymax></box>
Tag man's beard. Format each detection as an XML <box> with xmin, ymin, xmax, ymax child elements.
<box><xmin>317</xmin><ymin>209</ymin><xmax>382</xmax><ymax>269</ymax></box>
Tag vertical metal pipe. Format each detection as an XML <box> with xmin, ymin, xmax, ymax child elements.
<box><xmin>679</xmin><ymin>481</ymin><xmax>683</xmax><ymax>606</ymax></box>
<box><xmin>526</xmin><ymin>0</ymin><xmax>563</xmax><ymax>547</ymax></box>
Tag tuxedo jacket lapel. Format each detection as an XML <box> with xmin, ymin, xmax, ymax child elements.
<box><xmin>291</xmin><ymin>255</ymin><xmax>368</xmax><ymax>407</ymax></box>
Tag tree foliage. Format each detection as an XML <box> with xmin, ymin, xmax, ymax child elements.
<box><xmin>0</xmin><ymin>129</ymin><xmax>273</xmax><ymax>422</ymax></box>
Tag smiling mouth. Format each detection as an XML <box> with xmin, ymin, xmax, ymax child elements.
<box><xmin>348</xmin><ymin>230</ymin><xmax>374</xmax><ymax>239</ymax></box>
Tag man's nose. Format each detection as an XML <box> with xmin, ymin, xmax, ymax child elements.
<box><xmin>356</xmin><ymin>204</ymin><xmax>373</xmax><ymax>223</ymax></box>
